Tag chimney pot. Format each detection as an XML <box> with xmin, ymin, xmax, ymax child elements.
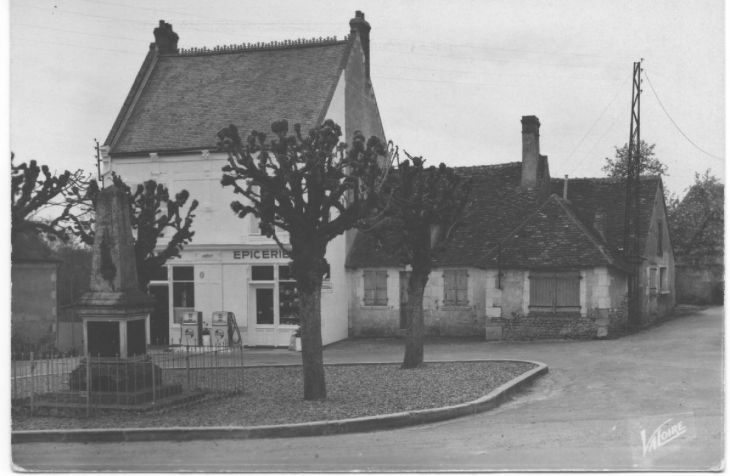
<box><xmin>153</xmin><ymin>20</ymin><xmax>180</xmax><ymax>55</ymax></box>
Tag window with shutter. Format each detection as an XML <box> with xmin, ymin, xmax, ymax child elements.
<box><xmin>529</xmin><ymin>271</ymin><xmax>581</xmax><ymax>313</ymax></box>
<box><xmin>363</xmin><ymin>270</ymin><xmax>387</xmax><ymax>306</ymax></box>
<box><xmin>444</xmin><ymin>269</ymin><xmax>468</xmax><ymax>306</ymax></box>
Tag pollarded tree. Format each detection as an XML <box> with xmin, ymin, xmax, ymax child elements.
<box><xmin>65</xmin><ymin>173</ymin><xmax>198</xmax><ymax>293</ymax></box>
<box><xmin>218</xmin><ymin>119</ymin><xmax>389</xmax><ymax>400</ymax></box>
<box><xmin>364</xmin><ymin>151</ymin><xmax>471</xmax><ymax>369</ymax></box>
<box><xmin>11</xmin><ymin>152</ymin><xmax>93</xmax><ymax>242</ymax></box>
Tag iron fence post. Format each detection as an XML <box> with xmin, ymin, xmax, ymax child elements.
<box><xmin>86</xmin><ymin>355</ymin><xmax>91</xmax><ymax>418</ymax></box>
<box><xmin>29</xmin><ymin>352</ymin><xmax>35</xmax><ymax>416</ymax></box>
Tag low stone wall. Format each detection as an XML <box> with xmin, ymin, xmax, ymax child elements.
<box><xmin>499</xmin><ymin>313</ymin><xmax>597</xmax><ymax>340</ymax></box>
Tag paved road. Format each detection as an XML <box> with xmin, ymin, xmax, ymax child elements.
<box><xmin>13</xmin><ymin>307</ymin><xmax>724</xmax><ymax>471</ymax></box>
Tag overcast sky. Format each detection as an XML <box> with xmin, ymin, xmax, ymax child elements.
<box><xmin>9</xmin><ymin>0</ymin><xmax>725</xmax><ymax>199</ymax></box>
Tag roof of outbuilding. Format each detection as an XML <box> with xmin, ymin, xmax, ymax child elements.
<box><xmin>106</xmin><ymin>40</ymin><xmax>351</xmax><ymax>154</ymax></box>
<box><xmin>346</xmin><ymin>162</ymin><xmax>544</xmax><ymax>268</ymax></box>
<box><xmin>478</xmin><ymin>195</ymin><xmax>632</xmax><ymax>272</ymax></box>
<box><xmin>346</xmin><ymin>165</ymin><xmax>664</xmax><ymax>272</ymax></box>
<box><xmin>552</xmin><ymin>175</ymin><xmax>662</xmax><ymax>253</ymax></box>
<box><xmin>11</xmin><ymin>231</ymin><xmax>61</xmax><ymax>263</ymax></box>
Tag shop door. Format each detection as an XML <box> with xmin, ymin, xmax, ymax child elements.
<box><xmin>400</xmin><ymin>272</ymin><xmax>410</xmax><ymax>329</ymax></box>
<box><xmin>254</xmin><ymin>287</ymin><xmax>276</xmax><ymax>346</ymax></box>
<box><xmin>149</xmin><ymin>285</ymin><xmax>170</xmax><ymax>346</ymax></box>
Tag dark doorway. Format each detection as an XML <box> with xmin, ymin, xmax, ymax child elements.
<box><xmin>400</xmin><ymin>272</ymin><xmax>410</xmax><ymax>330</ymax></box>
<box><xmin>256</xmin><ymin>288</ymin><xmax>275</xmax><ymax>325</ymax></box>
<box><xmin>149</xmin><ymin>285</ymin><xmax>170</xmax><ymax>345</ymax></box>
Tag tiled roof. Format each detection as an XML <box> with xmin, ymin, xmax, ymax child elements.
<box><xmin>552</xmin><ymin>176</ymin><xmax>662</xmax><ymax>253</ymax></box>
<box><xmin>346</xmin><ymin>165</ymin><xmax>664</xmax><ymax>271</ymax></box>
<box><xmin>478</xmin><ymin>195</ymin><xmax>632</xmax><ymax>272</ymax></box>
<box><xmin>346</xmin><ymin>162</ymin><xmax>544</xmax><ymax>268</ymax></box>
<box><xmin>11</xmin><ymin>231</ymin><xmax>60</xmax><ymax>263</ymax></box>
<box><xmin>107</xmin><ymin>41</ymin><xmax>350</xmax><ymax>154</ymax></box>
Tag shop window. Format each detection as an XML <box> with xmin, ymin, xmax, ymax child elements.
<box><xmin>364</xmin><ymin>270</ymin><xmax>387</xmax><ymax>306</ymax></box>
<box><xmin>172</xmin><ymin>266</ymin><xmax>194</xmax><ymax>324</ymax></box>
<box><xmin>252</xmin><ymin>265</ymin><xmax>274</xmax><ymax>281</ymax></box>
<box><xmin>660</xmin><ymin>267</ymin><xmax>669</xmax><ymax>293</ymax></box>
<box><xmin>529</xmin><ymin>271</ymin><xmax>581</xmax><ymax>313</ymax></box>
<box><xmin>149</xmin><ymin>266</ymin><xmax>168</xmax><ymax>282</ymax></box>
<box><xmin>444</xmin><ymin>269</ymin><xmax>468</xmax><ymax>306</ymax></box>
<box><xmin>279</xmin><ymin>265</ymin><xmax>299</xmax><ymax>326</ymax></box>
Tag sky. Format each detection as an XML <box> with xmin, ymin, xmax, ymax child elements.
<box><xmin>8</xmin><ymin>0</ymin><xmax>726</xmax><ymax>200</ymax></box>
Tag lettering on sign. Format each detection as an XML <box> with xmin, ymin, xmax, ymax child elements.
<box><xmin>233</xmin><ymin>250</ymin><xmax>290</xmax><ymax>260</ymax></box>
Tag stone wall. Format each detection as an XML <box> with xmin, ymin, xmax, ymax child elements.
<box><xmin>348</xmin><ymin>267</ymin><xmax>486</xmax><ymax>337</ymax></box>
<box><xmin>484</xmin><ymin>266</ymin><xmax>629</xmax><ymax>341</ymax></box>
<box><xmin>675</xmin><ymin>255</ymin><xmax>724</xmax><ymax>304</ymax></box>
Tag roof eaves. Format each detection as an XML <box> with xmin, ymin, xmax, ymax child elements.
<box><xmin>105</xmin><ymin>48</ymin><xmax>158</xmax><ymax>150</ymax></box>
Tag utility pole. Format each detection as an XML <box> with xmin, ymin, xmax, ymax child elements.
<box><xmin>623</xmin><ymin>60</ymin><xmax>643</xmax><ymax>326</ymax></box>
<box><xmin>94</xmin><ymin>139</ymin><xmax>104</xmax><ymax>187</ymax></box>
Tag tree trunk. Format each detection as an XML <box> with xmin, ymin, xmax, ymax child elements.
<box><xmin>290</xmin><ymin>240</ymin><xmax>328</xmax><ymax>401</ymax></box>
<box><xmin>402</xmin><ymin>267</ymin><xmax>430</xmax><ymax>369</ymax></box>
<box><xmin>298</xmin><ymin>277</ymin><xmax>326</xmax><ymax>400</ymax></box>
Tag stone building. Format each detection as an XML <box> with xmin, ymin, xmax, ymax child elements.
<box><xmin>346</xmin><ymin>116</ymin><xmax>675</xmax><ymax>340</ymax></box>
<box><xmin>102</xmin><ymin>12</ymin><xmax>385</xmax><ymax>347</ymax></box>
<box><xmin>11</xmin><ymin>231</ymin><xmax>62</xmax><ymax>350</ymax></box>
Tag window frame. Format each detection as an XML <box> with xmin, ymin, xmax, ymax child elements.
<box><xmin>363</xmin><ymin>270</ymin><xmax>388</xmax><ymax>307</ymax></box>
<box><xmin>659</xmin><ymin>266</ymin><xmax>669</xmax><ymax>293</ymax></box>
<box><xmin>528</xmin><ymin>270</ymin><xmax>581</xmax><ymax>314</ymax></box>
<box><xmin>443</xmin><ymin>269</ymin><xmax>469</xmax><ymax>307</ymax></box>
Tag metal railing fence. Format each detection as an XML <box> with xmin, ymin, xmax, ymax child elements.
<box><xmin>11</xmin><ymin>344</ymin><xmax>245</xmax><ymax>417</ymax></box>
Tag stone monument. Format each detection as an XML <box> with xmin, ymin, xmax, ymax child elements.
<box><xmin>71</xmin><ymin>185</ymin><xmax>160</xmax><ymax>393</ymax></box>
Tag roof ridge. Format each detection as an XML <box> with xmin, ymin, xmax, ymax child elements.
<box><xmin>174</xmin><ymin>36</ymin><xmax>349</xmax><ymax>56</ymax></box>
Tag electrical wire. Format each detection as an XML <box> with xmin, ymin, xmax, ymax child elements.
<box><xmin>12</xmin><ymin>23</ymin><xmax>148</xmax><ymax>43</ymax></box>
<box><xmin>375</xmin><ymin>37</ymin><xmax>636</xmax><ymax>61</ymax></box>
<box><xmin>555</xmin><ymin>73</ymin><xmax>631</xmax><ymax>173</ymax></box>
<box><xmin>12</xmin><ymin>36</ymin><xmax>141</xmax><ymax>55</ymax></box>
<box><xmin>566</xmin><ymin>107</ymin><xmax>623</xmax><ymax>177</ymax></box>
<box><xmin>373</xmin><ymin>74</ymin><xmax>622</xmax><ymax>91</ymax></box>
<box><xmin>644</xmin><ymin>72</ymin><xmax>724</xmax><ymax>162</ymax></box>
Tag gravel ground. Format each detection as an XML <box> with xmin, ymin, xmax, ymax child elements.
<box><xmin>12</xmin><ymin>361</ymin><xmax>536</xmax><ymax>431</ymax></box>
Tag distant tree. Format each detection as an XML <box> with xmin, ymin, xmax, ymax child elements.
<box><xmin>65</xmin><ymin>173</ymin><xmax>199</xmax><ymax>293</ymax></box>
<box><xmin>668</xmin><ymin>170</ymin><xmax>724</xmax><ymax>258</ymax></box>
<box><xmin>11</xmin><ymin>153</ymin><xmax>92</xmax><ymax>241</ymax></box>
<box><xmin>602</xmin><ymin>141</ymin><xmax>667</xmax><ymax>178</ymax></box>
<box><xmin>218</xmin><ymin>119</ymin><xmax>388</xmax><ymax>400</ymax></box>
<box><xmin>363</xmin><ymin>151</ymin><xmax>471</xmax><ymax>369</ymax></box>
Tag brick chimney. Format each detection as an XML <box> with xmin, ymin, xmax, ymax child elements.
<box><xmin>349</xmin><ymin>11</ymin><xmax>371</xmax><ymax>79</ymax></box>
<box><xmin>521</xmin><ymin>116</ymin><xmax>541</xmax><ymax>188</ymax></box>
<box><xmin>153</xmin><ymin>20</ymin><xmax>179</xmax><ymax>54</ymax></box>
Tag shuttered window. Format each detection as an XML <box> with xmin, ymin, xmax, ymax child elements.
<box><xmin>444</xmin><ymin>270</ymin><xmax>469</xmax><ymax>306</ymax></box>
<box><xmin>529</xmin><ymin>271</ymin><xmax>581</xmax><ymax>313</ymax></box>
<box><xmin>364</xmin><ymin>270</ymin><xmax>388</xmax><ymax>306</ymax></box>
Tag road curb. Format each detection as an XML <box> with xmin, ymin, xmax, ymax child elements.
<box><xmin>12</xmin><ymin>360</ymin><xmax>548</xmax><ymax>444</ymax></box>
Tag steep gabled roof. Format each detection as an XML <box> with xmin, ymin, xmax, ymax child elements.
<box><xmin>345</xmin><ymin>162</ymin><xmax>544</xmax><ymax>268</ymax></box>
<box><xmin>106</xmin><ymin>39</ymin><xmax>351</xmax><ymax>155</ymax></box>
<box><xmin>478</xmin><ymin>195</ymin><xmax>632</xmax><ymax>272</ymax></box>
<box><xmin>552</xmin><ymin>175</ymin><xmax>662</xmax><ymax>253</ymax></box>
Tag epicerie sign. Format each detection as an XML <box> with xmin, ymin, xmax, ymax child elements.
<box><xmin>233</xmin><ymin>249</ymin><xmax>290</xmax><ymax>260</ymax></box>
